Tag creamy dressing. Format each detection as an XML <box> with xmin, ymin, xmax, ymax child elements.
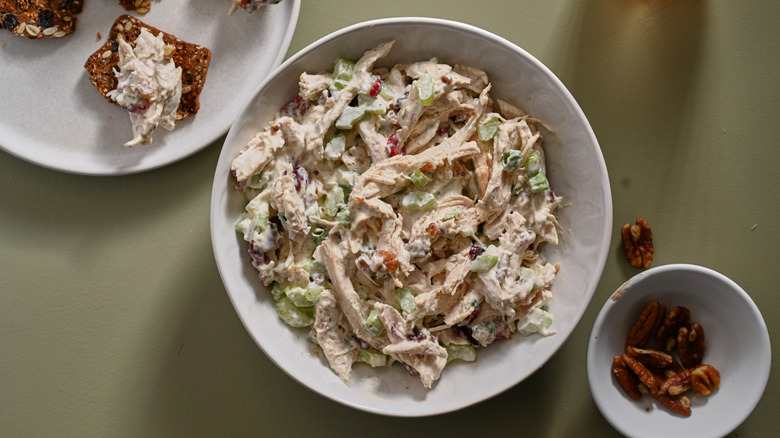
<box><xmin>231</xmin><ymin>41</ymin><xmax>562</xmax><ymax>388</ymax></box>
<box><xmin>108</xmin><ymin>28</ymin><xmax>182</xmax><ymax>147</ymax></box>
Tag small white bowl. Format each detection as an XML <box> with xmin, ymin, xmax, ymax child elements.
<box><xmin>212</xmin><ymin>17</ymin><xmax>612</xmax><ymax>416</ymax></box>
<box><xmin>587</xmin><ymin>264</ymin><xmax>771</xmax><ymax>437</ymax></box>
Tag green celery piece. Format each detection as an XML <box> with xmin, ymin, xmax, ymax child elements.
<box><xmin>502</xmin><ymin>150</ymin><xmax>523</xmax><ymax>170</ymax></box>
<box><xmin>335</xmin><ymin>166</ymin><xmax>359</xmax><ymax>187</ymax></box>
<box><xmin>305</xmin><ymin>283</ymin><xmax>324</xmax><ymax>302</ymax></box>
<box><xmin>409</xmin><ymin>169</ymin><xmax>430</xmax><ymax>187</ymax></box>
<box><xmin>333</xmin><ymin>58</ymin><xmax>355</xmax><ymax>91</ymax></box>
<box><xmin>309</xmin><ymin>260</ymin><xmax>326</xmax><ymax>275</ymax></box>
<box><xmin>393</xmin><ymin>287</ymin><xmax>417</xmax><ymax>314</ymax></box>
<box><xmin>528</xmin><ymin>171</ymin><xmax>550</xmax><ymax>193</ymax></box>
<box><xmin>478</xmin><ymin>114</ymin><xmax>501</xmax><ymax>142</ymax></box>
<box><xmin>311</xmin><ymin>227</ymin><xmax>326</xmax><ymax>245</ymax></box>
<box><xmin>323</xmin><ymin>186</ymin><xmax>345</xmax><ymax>218</ymax></box>
<box><xmin>470</xmin><ymin>254</ymin><xmax>498</xmax><ymax>272</ymax></box>
<box><xmin>357</xmin><ymin>94</ymin><xmax>387</xmax><ymax>115</ymax></box>
<box><xmin>271</xmin><ymin>283</ymin><xmax>285</xmax><ymax>301</ymax></box>
<box><xmin>379</xmin><ymin>80</ymin><xmax>395</xmax><ymax>100</ymax></box>
<box><xmin>401</xmin><ymin>191</ymin><xmax>438</xmax><ymax>213</ymax></box>
<box><xmin>324</xmin><ymin>135</ymin><xmax>346</xmax><ymax>160</ymax></box>
<box><xmin>356</xmin><ymin>350</ymin><xmax>387</xmax><ymax>367</ymax></box>
<box><xmin>365</xmin><ymin>309</ymin><xmax>384</xmax><ymax>336</ymax></box>
<box><xmin>517</xmin><ymin>308</ymin><xmax>554</xmax><ymax>336</ymax></box>
<box><xmin>445</xmin><ymin>344</ymin><xmax>477</xmax><ymax>363</ymax></box>
<box><xmin>518</xmin><ymin>267</ymin><xmax>536</xmax><ymax>278</ymax></box>
<box><xmin>525</xmin><ymin>150</ymin><xmax>543</xmax><ymax>176</ymax></box>
<box><xmin>335</xmin><ymin>106</ymin><xmax>367</xmax><ymax>130</ymax></box>
<box><xmin>285</xmin><ymin>285</ymin><xmax>311</xmax><ymax>308</ymax></box>
<box><xmin>362</xmin><ymin>100</ymin><xmax>386</xmax><ymax>115</ymax></box>
<box><xmin>442</xmin><ymin>207</ymin><xmax>459</xmax><ymax>221</ymax></box>
<box><xmin>275</xmin><ymin>296</ymin><xmax>315</xmax><ymax>328</ymax></box>
<box><xmin>335</xmin><ymin>207</ymin><xmax>351</xmax><ymax>226</ymax></box>
<box><xmin>415</xmin><ymin>73</ymin><xmax>435</xmax><ymax>106</ymax></box>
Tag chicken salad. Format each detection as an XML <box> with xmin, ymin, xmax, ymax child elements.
<box><xmin>231</xmin><ymin>40</ymin><xmax>562</xmax><ymax>388</ymax></box>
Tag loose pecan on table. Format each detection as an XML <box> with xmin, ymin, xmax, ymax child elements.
<box><xmin>621</xmin><ymin>218</ymin><xmax>654</xmax><ymax>269</ymax></box>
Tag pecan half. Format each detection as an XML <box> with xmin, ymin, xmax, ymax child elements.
<box><xmin>661</xmin><ymin>369</ymin><xmax>692</xmax><ymax>396</ymax></box>
<box><xmin>626</xmin><ymin>345</ymin><xmax>674</xmax><ymax>372</ymax></box>
<box><xmin>690</xmin><ymin>364</ymin><xmax>720</xmax><ymax>396</ymax></box>
<box><xmin>677</xmin><ymin>323</ymin><xmax>705</xmax><ymax>369</ymax></box>
<box><xmin>652</xmin><ymin>390</ymin><xmax>692</xmax><ymax>416</ymax></box>
<box><xmin>621</xmin><ymin>353</ymin><xmax>658</xmax><ymax>392</ymax></box>
<box><xmin>691</xmin><ymin>322</ymin><xmax>706</xmax><ymax>365</ymax></box>
<box><xmin>621</xmin><ymin>218</ymin><xmax>654</xmax><ymax>269</ymax></box>
<box><xmin>626</xmin><ymin>301</ymin><xmax>665</xmax><ymax>348</ymax></box>
<box><xmin>612</xmin><ymin>355</ymin><xmax>642</xmax><ymax>400</ymax></box>
<box><xmin>656</xmin><ymin>306</ymin><xmax>690</xmax><ymax>352</ymax></box>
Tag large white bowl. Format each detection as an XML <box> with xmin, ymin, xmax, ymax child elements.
<box><xmin>587</xmin><ymin>264</ymin><xmax>771</xmax><ymax>437</ymax></box>
<box><xmin>211</xmin><ymin>17</ymin><xmax>612</xmax><ymax>416</ymax></box>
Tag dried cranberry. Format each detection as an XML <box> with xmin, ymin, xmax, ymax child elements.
<box><xmin>368</xmin><ymin>78</ymin><xmax>382</xmax><ymax>97</ymax></box>
<box><xmin>37</xmin><ymin>9</ymin><xmax>54</xmax><ymax>28</ymax></box>
<box><xmin>393</xmin><ymin>91</ymin><xmax>409</xmax><ymax>112</ymax></box>
<box><xmin>459</xmin><ymin>306</ymin><xmax>481</xmax><ymax>327</ymax></box>
<box><xmin>406</xmin><ymin>326</ymin><xmax>435</xmax><ymax>343</ymax></box>
<box><xmin>247</xmin><ymin>241</ymin><xmax>268</xmax><ymax>266</ymax></box>
<box><xmin>353</xmin><ymin>336</ymin><xmax>371</xmax><ymax>350</ymax></box>
<box><xmin>457</xmin><ymin>325</ymin><xmax>481</xmax><ymax>348</ymax></box>
<box><xmin>2</xmin><ymin>13</ymin><xmax>19</xmax><ymax>30</ymax></box>
<box><xmin>127</xmin><ymin>99</ymin><xmax>150</xmax><ymax>113</ymax></box>
<box><xmin>280</xmin><ymin>95</ymin><xmax>308</xmax><ymax>118</ymax></box>
<box><xmin>389</xmin><ymin>323</ymin><xmax>404</xmax><ymax>342</ymax></box>
<box><xmin>468</xmin><ymin>245</ymin><xmax>485</xmax><ymax>260</ymax></box>
<box><xmin>387</xmin><ymin>132</ymin><xmax>403</xmax><ymax>157</ymax></box>
<box><xmin>292</xmin><ymin>167</ymin><xmax>308</xmax><ymax>192</ymax></box>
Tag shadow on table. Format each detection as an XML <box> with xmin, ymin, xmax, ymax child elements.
<box><xmin>553</xmin><ymin>0</ymin><xmax>706</xmax><ymax>205</ymax></box>
<box><xmin>143</xmin><ymin>267</ymin><xmax>588</xmax><ymax>436</ymax></box>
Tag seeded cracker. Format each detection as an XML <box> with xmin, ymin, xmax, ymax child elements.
<box><xmin>84</xmin><ymin>15</ymin><xmax>212</xmax><ymax>121</ymax></box>
<box><xmin>0</xmin><ymin>0</ymin><xmax>83</xmax><ymax>39</ymax></box>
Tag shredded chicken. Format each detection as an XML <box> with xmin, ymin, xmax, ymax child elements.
<box><xmin>232</xmin><ymin>41</ymin><xmax>562</xmax><ymax>388</ymax></box>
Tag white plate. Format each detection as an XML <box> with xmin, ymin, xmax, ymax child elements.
<box><xmin>587</xmin><ymin>264</ymin><xmax>771</xmax><ymax>437</ymax></box>
<box><xmin>0</xmin><ymin>0</ymin><xmax>299</xmax><ymax>175</ymax></box>
<box><xmin>211</xmin><ymin>18</ymin><xmax>612</xmax><ymax>416</ymax></box>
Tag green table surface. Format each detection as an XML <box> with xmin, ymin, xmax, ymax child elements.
<box><xmin>2</xmin><ymin>1</ymin><xmax>777</xmax><ymax>436</ymax></box>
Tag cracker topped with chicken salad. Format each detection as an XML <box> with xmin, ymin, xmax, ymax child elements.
<box><xmin>231</xmin><ymin>40</ymin><xmax>562</xmax><ymax>388</ymax></box>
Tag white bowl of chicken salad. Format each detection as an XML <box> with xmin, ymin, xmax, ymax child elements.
<box><xmin>211</xmin><ymin>17</ymin><xmax>612</xmax><ymax>416</ymax></box>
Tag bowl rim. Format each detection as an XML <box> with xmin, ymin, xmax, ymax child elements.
<box><xmin>586</xmin><ymin>263</ymin><xmax>771</xmax><ymax>436</ymax></box>
<box><xmin>211</xmin><ymin>16</ymin><xmax>613</xmax><ymax>416</ymax></box>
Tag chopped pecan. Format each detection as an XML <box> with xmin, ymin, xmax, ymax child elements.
<box><xmin>612</xmin><ymin>355</ymin><xmax>642</xmax><ymax>400</ymax></box>
<box><xmin>626</xmin><ymin>301</ymin><xmax>665</xmax><ymax>348</ymax></box>
<box><xmin>652</xmin><ymin>390</ymin><xmax>692</xmax><ymax>416</ymax></box>
<box><xmin>661</xmin><ymin>369</ymin><xmax>692</xmax><ymax>396</ymax></box>
<box><xmin>626</xmin><ymin>345</ymin><xmax>674</xmax><ymax>372</ymax></box>
<box><xmin>656</xmin><ymin>306</ymin><xmax>690</xmax><ymax>352</ymax></box>
<box><xmin>690</xmin><ymin>364</ymin><xmax>720</xmax><ymax>396</ymax></box>
<box><xmin>621</xmin><ymin>218</ymin><xmax>654</xmax><ymax>269</ymax></box>
<box><xmin>621</xmin><ymin>353</ymin><xmax>658</xmax><ymax>392</ymax></box>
